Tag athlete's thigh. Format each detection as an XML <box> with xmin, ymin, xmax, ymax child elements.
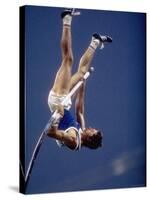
<box><xmin>51</xmin><ymin>62</ymin><xmax>72</xmax><ymax>95</ymax></box>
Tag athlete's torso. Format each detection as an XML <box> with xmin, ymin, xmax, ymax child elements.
<box><xmin>56</xmin><ymin>109</ymin><xmax>82</xmax><ymax>150</ymax></box>
<box><xmin>58</xmin><ymin>109</ymin><xmax>80</xmax><ymax>130</ymax></box>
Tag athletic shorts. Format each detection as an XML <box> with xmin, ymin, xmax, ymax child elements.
<box><xmin>48</xmin><ymin>90</ymin><xmax>72</xmax><ymax>112</ymax></box>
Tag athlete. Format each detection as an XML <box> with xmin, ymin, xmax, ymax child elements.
<box><xmin>47</xmin><ymin>9</ymin><xmax>112</xmax><ymax>150</ymax></box>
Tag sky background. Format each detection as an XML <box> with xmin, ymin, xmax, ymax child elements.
<box><xmin>24</xmin><ymin>5</ymin><xmax>146</xmax><ymax>194</ymax></box>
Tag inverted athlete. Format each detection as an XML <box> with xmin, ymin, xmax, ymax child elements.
<box><xmin>47</xmin><ymin>9</ymin><xmax>112</xmax><ymax>150</ymax></box>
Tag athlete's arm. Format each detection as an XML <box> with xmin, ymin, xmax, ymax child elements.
<box><xmin>47</xmin><ymin>126</ymin><xmax>77</xmax><ymax>150</ymax></box>
<box><xmin>47</xmin><ymin>104</ymin><xmax>65</xmax><ymax>140</ymax></box>
<box><xmin>75</xmin><ymin>81</ymin><xmax>86</xmax><ymax>130</ymax></box>
<box><xmin>47</xmin><ymin>104</ymin><xmax>77</xmax><ymax>149</ymax></box>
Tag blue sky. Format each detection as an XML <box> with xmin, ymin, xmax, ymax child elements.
<box><xmin>24</xmin><ymin>5</ymin><xmax>146</xmax><ymax>194</ymax></box>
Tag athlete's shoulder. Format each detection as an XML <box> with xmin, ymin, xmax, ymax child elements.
<box><xmin>63</xmin><ymin>129</ymin><xmax>76</xmax><ymax>150</ymax></box>
<box><xmin>66</xmin><ymin>127</ymin><xmax>82</xmax><ymax>151</ymax></box>
<box><xmin>66</xmin><ymin>127</ymin><xmax>77</xmax><ymax>137</ymax></box>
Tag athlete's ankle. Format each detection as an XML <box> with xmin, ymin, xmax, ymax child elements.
<box><xmin>89</xmin><ymin>33</ymin><xmax>112</xmax><ymax>50</ymax></box>
<box><xmin>61</xmin><ymin>9</ymin><xmax>80</xmax><ymax>27</ymax></box>
<box><xmin>61</xmin><ymin>10</ymin><xmax>72</xmax><ymax>26</ymax></box>
<box><xmin>63</xmin><ymin>15</ymin><xmax>72</xmax><ymax>26</ymax></box>
<box><xmin>89</xmin><ymin>37</ymin><xmax>101</xmax><ymax>51</ymax></box>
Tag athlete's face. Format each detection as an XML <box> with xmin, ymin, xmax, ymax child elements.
<box><xmin>83</xmin><ymin>127</ymin><xmax>103</xmax><ymax>149</ymax></box>
<box><xmin>85</xmin><ymin>128</ymin><xmax>98</xmax><ymax>136</ymax></box>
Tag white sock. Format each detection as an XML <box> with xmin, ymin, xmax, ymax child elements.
<box><xmin>63</xmin><ymin>15</ymin><xmax>72</xmax><ymax>26</ymax></box>
<box><xmin>89</xmin><ymin>37</ymin><xmax>104</xmax><ymax>50</ymax></box>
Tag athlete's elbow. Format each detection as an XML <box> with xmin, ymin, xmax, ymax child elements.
<box><xmin>47</xmin><ymin>127</ymin><xmax>57</xmax><ymax>138</ymax></box>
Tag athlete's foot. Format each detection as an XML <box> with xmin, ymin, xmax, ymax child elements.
<box><xmin>93</xmin><ymin>33</ymin><xmax>112</xmax><ymax>43</ymax></box>
<box><xmin>92</xmin><ymin>33</ymin><xmax>112</xmax><ymax>49</ymax></box>
<box><xmin>61</xmin><ymin>9</ymin><xmax>81</xmax><ymax>18</ymax></box>
<box><xmin>61</xmin><ymin>9</ymin><xmax>72</xmax><ymax>19</ymax></box>
<box><xmin>61</xmin><ymin>9</ymin><xmax>81</xmax><ymax>26</ymax></box>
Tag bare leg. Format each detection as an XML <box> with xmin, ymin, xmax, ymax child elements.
<box><xmin>70</xmin><ymin>40</ymin><xmax>98</xmax><ymax>90</ymax></box>
<box><xmin>70</xmin><ymin>33</ymin><xmax>112</xmax><ymax>90</ymax></box>
<box><xmin>51</xmin><ymin>16</ymin><xmax>73</xmax><ymax>95</ymax></box>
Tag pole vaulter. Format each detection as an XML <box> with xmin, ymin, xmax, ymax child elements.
<box><xmin>24</xmin><ymin>67</ymin><xmax>94</xmax><ymax>188</ymax></box>
<box><xmin>21</xmin><ymin>8</ymin><xmax>112</xmax><ymax>191</ymax></box>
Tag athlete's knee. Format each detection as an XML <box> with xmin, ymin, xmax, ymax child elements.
<box><xmin>61</xmin><ymin>39</ymin><xmax>73</xmax><ymax>58</ymax></box>
<box><xmin>76</xmin><ymin>69</ymin><xmax>86</xmax><ymax>80</ymax></box>
<box><xmin>78</xmin><ymin>65</ymin><xmax>87</xmax><ymax>75</ymax></box>
<box><xmin>63</xmin><ymin>54</ymin><xmax>74</xmax><ymax>66</ymax></box>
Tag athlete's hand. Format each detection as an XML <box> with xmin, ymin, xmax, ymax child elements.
<box><xmin>56</xmin><ymin>104</ymin><xmax>64</xmax><ymax>118</ymax></box>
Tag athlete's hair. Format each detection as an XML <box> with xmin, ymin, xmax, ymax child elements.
<box><xmin>85</xmin><ymin>130</ymin><xmax>103</xmax><ymax>149</ymax></box>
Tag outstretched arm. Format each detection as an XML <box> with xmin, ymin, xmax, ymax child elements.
<box><xmin>47</xmin><ymin>125</ymin><xmax>77</xmax><ymax>150</ymax></box>
<box><xmin>75</xmin><ymin>81</ymin><xmax>86</xmax><ymax>130</ymax></box>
